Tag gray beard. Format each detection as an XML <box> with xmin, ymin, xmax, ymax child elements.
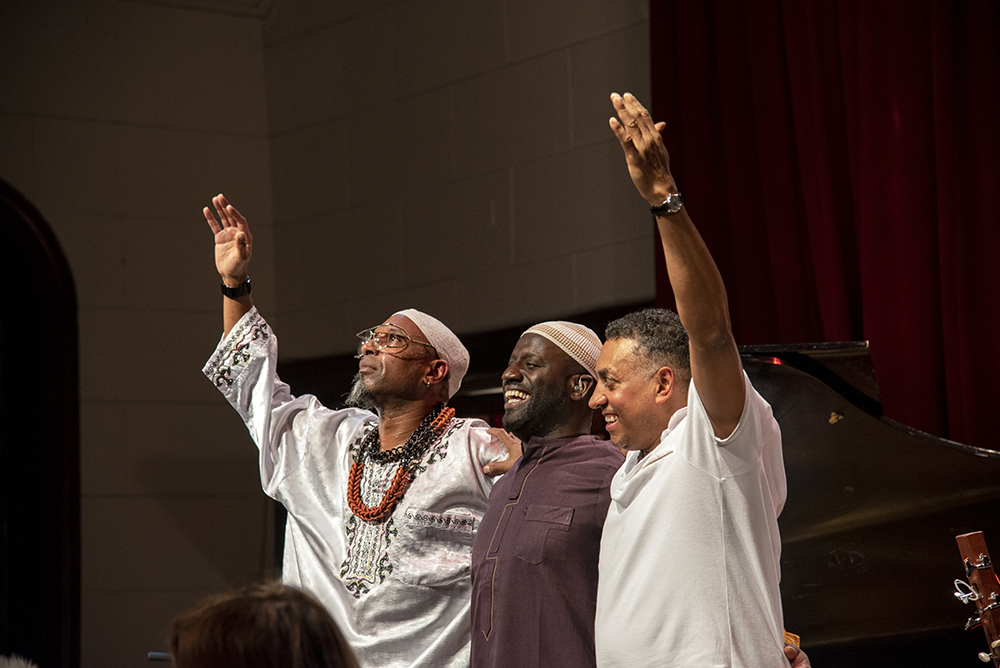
<box><xmin>345</xmin><ymin>372</ymin><xmax>376</xmax><ymax>411</ymax></box>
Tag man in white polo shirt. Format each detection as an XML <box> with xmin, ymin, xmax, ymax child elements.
<box><xmin>590</xmin><ymin>92</ymin><xmax>793</xmax><ymax>667</ymax></box>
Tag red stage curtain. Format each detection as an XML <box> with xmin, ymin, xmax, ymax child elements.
<box><xmin>649</xmin><ymin>0</ymin><xmax>1000</xmax><ymax>448</ymax></box>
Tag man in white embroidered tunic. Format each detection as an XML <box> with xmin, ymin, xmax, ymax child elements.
<box><xmin>200</xmin><ymin>195</ymin><xmax>511</xmax><ymax>668</ymax></box>
<box><xmin>590</xmin><ymin>93</ymin><xmax>792</xmax><ymax>667</ymax></box>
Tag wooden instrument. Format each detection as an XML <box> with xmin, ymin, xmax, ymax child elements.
<box><xmin>956</xmin><ymin>531</ymin><xmax>1000</xmax><ymax>665</ymax></box>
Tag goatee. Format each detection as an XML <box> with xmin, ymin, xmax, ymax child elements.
<box><xmin>502</xmin><ymin>391</ymin><xmax>568</xmax><ymax>443</ymax></box>
<box><xmin>345</xmin><ymin>372</ymin><xmax>376</xmax><ymax>411</ymax></box>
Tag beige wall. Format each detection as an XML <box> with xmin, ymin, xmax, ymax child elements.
<box><xmin>262</xmin><ymin>0</ymin><xmax>653</xmax><ymax>359</ymax></box>
<box><xmin>1</xmin><ymin>1</ymin><xmax>276</xmax><ymax>666</ymax></box>
<box><xmin>0</xmin><ymin>1</ymin><xmax>650</xmax><ymax>666</ymax></box>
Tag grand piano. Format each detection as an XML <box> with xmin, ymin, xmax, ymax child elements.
<box><xmin>741</xmin><ymin>342</ymin><xmax>1000</xmax><ymax>666</ymax></box>
<box><xmin>281</xmin><ymin>331</ymin><xmax>1000</xmax><ymax>667</ymax></box>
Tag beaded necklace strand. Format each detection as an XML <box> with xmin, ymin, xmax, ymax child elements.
<box><xmin>347</xmin><ymin>404</ymin><xmax>455</xmax><ymax>523</ymax></box>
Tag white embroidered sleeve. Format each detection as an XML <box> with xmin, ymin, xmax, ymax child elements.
<box><xmin>202</xmin><ymin>307</ymin><xmax>310</xmax><ymax>488</ymax></box>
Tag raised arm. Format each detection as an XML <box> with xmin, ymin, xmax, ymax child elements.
<box><xmin>203</xmin><ymin>193</ymin><xmax>253</xmax><ymax>337</ymax></box>
<box><xmin>609</xmin><ymin>92</ymin><xmax>745</xmax><ymax>438</ymax></box>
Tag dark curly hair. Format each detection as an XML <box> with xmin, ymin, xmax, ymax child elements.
<box><xmin>604</xmin><ymin>308</ymin><xmax>691</xmax><ymax>387</ymax></box>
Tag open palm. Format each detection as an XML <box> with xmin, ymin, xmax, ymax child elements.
<box><xmin>203</xmin><ymin>193</ymin><xmax>252</xmax><ymax>283</ymax></box>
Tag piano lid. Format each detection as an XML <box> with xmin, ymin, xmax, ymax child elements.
<box><xmin>744</xmin><ymin>343</ymin><xmax>1000</xmax><ymax>650</ymax></box>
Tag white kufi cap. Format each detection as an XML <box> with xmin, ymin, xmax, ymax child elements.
<box><xmin>393</xmin><ymin>309</ymin><xmax>469</xmax><ymax>399</ymax></box>
<box><xmin>523</xmin><ymin>321</ymin><xmax>602</xmax><ymax>377</ymax></box>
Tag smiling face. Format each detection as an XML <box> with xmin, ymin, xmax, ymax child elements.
<box><xmin>589</xmin><ymin>337</ymin><xmax>666</xmax><ymax>453</ymax></box>
<box><xmin>501</xmin><ymin>333</ymin><xmax>580</xmax><ymax>442</ymax></box>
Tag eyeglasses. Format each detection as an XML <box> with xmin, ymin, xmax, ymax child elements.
<box><xmin>356</xmin><ymin>324</ymin><xmax>437</xmax><ymax>356</ymax></box>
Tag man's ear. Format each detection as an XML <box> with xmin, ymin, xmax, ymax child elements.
<box><xmin>424</xmin><ymin>359</ymin><xmax>449</xmax><ymax>387</ymax></box>
<box><xmin>569</xmin><ymin>373</ymin><xmax>595</xmax><ymax>401</ymax></box>
<box><xmin>652</xmin><ymin>366</ymin><xmax>675</xmax><ymax>405</ymax></box>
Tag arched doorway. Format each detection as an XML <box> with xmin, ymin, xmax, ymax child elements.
<box><xmin>0</xmin><ymin>178</ymin><xmax>80</xmax><ymax>667</ymax></box>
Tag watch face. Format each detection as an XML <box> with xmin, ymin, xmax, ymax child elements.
<box><xmin>650</xmin><ymin>193</ymin><xmax>684</xmax><ymax>215</ymax></box>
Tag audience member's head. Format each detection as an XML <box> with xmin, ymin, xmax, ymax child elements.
<box><xmin>169</xmin><ymin>582</ymin><xmax>358</xmax><ymax>668</ymax></box>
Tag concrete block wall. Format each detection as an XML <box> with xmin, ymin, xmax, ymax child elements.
<box><xmin>261</xmin><ymin>0</ymin><xmax>654</xmax><ymax>360</ymax></box>
<box><xmin>1</xmin><ymin>0</ymin><xmax>652</xmax><ymax>665</ymax></box>
<box><xmin>0</xmin><ymin>1</ymin><xmax>277</xmax><ymax>666</ymax></box>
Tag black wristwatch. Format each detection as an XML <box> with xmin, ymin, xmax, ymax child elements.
<box><xmin>650</xmin><ymin>193</ymin><xmax>683</xmax><ymax>216</ymax></box>
<box><xmin>221</xmin><ymin>276</ymin><xmax>252</xmax><ymax>299</ymax></box>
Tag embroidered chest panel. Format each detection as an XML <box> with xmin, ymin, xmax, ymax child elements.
<box><xmin>339</xmin><ymin>421</ymin><xmax>459</xmax><ymax>598</ymax></box>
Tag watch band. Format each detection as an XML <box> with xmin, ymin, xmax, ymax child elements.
<box><xmin>650</xmin><ymin>192</ymin><xmax>683</xmax><ymax>216</ymax></box>
<box><xmin>221</xmin><ymin>276</ymin><xmax>251</xmax><ymax>299</ymax></box>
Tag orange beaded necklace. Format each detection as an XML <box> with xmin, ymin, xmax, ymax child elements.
<box><xmin>347</xmin><ymin>404</ymin><xmax>455</xmax><ymax>523</ymax></box>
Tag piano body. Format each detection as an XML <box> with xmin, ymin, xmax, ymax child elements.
<box><xmin>743</xmin><ymin>342</ymin><xmax>1000</xmax><ymax>666</ymax></box>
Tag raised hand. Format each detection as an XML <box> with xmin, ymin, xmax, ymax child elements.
<box><xmin>204</xmin><ymin>193</ymin><xmax>253</xmax><ymax>285</ymax></box>
<box><xmin>609</xmin><ymin>92</ymin><xmax>673</xmax><ymax>206</ymax></box>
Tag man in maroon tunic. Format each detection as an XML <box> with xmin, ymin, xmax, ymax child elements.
<box><xmin>470</xmin><ymin>321</ymin><xmax>624</xmax><ymax>668</ymax></box>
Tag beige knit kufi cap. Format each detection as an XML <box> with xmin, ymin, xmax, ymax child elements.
<box><xmin>393</xmin><ymin>309</ymin><xmax>470</xmax><ymax>399</ymax></box>
<box><xmin>523</xmin><ymin>321</ymin><xmax>602</xmax><ymax>377</ymax></box>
